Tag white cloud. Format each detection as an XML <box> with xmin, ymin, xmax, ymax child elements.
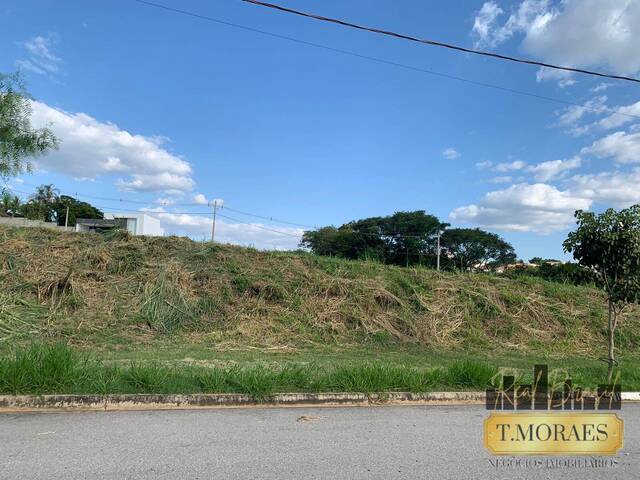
<box><xmin>473</xmin><ymin>0</ymin><xmax>640</xmax><ymax>78</ymax></box>
<box><xmin>526</xmin><ymin>156</ymin><xmax>581</xmax><ymax>181</ymax></box>
<box><xmin>450</xmin><ymin>183</ymin><xmax>591</xmax><ymax>233</ymax></box>
<box><xmin>596</xmin><ymin>101</ymin><xmax>640</xmax><ymax>130</ymax></box>
<box><xmin>472</xmin><ymin>2</ymin><xmax>505</xmax><ymax>47</ymax></box>
<box><xmin>558</xmin><ymin>78</ymin><xmax>577</xmax><ymax>88</ymax></box>
<box><xmin>16</xmin><ymin>35</ymin><xmax>61</xmax><ymax>75</ymax></box>
<box><xmin>554</xmin><ymin>97</ymin><xmax>640</xmax><ymax>136</ymax></box>
<box><xmin>452</xmin><ymin>165</ymin><xmax>640</xmax><ymax>233</ymax></box>
<box><xmin>569</xmin><ymin>169</ymin><xmax>640</xmax><ymax>208</ymax></box>
<box><xmin>475</xmin><ymin>161</ymin><xmax>493</xmax><ymax>169</ymax></box>
<box><xmin>141</xmin><ymin>209</ymin><xmax>302</xmax><ymax>250</ymax></box>
<box><xmin>591</xmin><ymin>82</ymin><xmax>613</xmax><ymax>93</ymax></box>
<box><xmin>494</xmin><ymin>160</ymin><xmax>526</xmax><ymax>172</ymax></box>
<box><xmin>30</xmin><ymin>101</ymin><xmax>195</xmax><ymax>193</ymax></box>
<box><xmin>117</xmin><ymin>173</ymin><xmax>194</xmax><ymax>194</ymax></box>
<box><xmin>490</xmin><ymin>176</ymin><xmax>513</xmax><ymax>184</ymax></box>
<box><xmin>582</xmin><ymin>131</ymin><xmax>640</xmax><ymax>164</ymax></box>
<box><xmin>473</xmin><ymin>0</ymin><xmax>552</xmax><ymax>48</ymax></box>
<box><xmin>554</xmin><ymin>96</ymin><xmax>608</xmax><ymax>135</ymax></box>
<box><xmin>193</xmin><ymin>193</ymin><xmax>208</xmax><ymax>205</ymax></box>
<box><xmin>535</xmin><ymin>66</ymin><xmax>573</xmax><ymax>84</ymax></box>
<box><xmin>442</xmin><ymin>147</ymin><xmax>460</xmax><ymax>160</ymax></box>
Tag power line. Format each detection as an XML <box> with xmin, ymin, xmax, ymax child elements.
<box><xmin>131</xmin><ymin>0</ymin><xmax>640</xmax><ymax>122</ymax></box>
<box><xmin>216</xmin><ymin>212</ymin><xmax>302</xmax><ymax>237</ymax></box>
<box><xmin>241</xmin><ymin>0</ymin><xmax>640</xmax><ymax>84</ymax></box>
<box><xmin>222</xmin><ymin>205</ymin><xmax>316</xmax><ymax>229</ymax></box>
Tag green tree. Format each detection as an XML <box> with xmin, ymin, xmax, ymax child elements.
<box><xmin>377</xmin><ymin>211</ymin><xmax>446</xmax><ymax>267</ymax></box>
<box><xmin>300</xmin><ymin>211</ymin><xmax>447</xmax><ymax>266</ymax></box>
<box><xmin>52</xmin><ymin>195</ymin><xmax>103</xmax><ymax>227</ymax></box>
<box><xmin>0</xmin><ymin>188</ymin><xmax>21</xmax><ymax>217</ymax></box>
<box><xmin>563</xmin><ymin>206</ymin><xmax>640</xmax><ymax>382</ymax></box>
<box><xmin>440</xmin><ymin>228</ymin><xmax>516</xmax><ymax>271</ymax></box>
<box><xmin>0</xmin><ymin>72</ymin><xmax>58</xmax><ymax>178</ymax></box>
<box><xmin>21</xmin><ymin>184</ymin><xmax>60</xmax><ymax>222</ymax></box>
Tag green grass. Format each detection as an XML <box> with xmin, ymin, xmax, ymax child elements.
<box><xmin>0</xmin><ymin>343</ymin><xmax>635</xmax><ymax>397</ymax></box>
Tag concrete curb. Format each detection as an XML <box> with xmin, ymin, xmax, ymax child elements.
<box><xmin>0</xmin><ymin>392</ymin><xmax>485</xmax><ymax>412</ymax></box>
<box><xmin>0</xmin><ymin>392</ymin><xmax>638</xmax><ymax>412</ymax></box>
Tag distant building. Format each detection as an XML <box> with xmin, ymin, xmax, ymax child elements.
<box><xmin>75</xmin><ymin>213</ymin><xmax>164</xmax><ymax>236</ymax></box>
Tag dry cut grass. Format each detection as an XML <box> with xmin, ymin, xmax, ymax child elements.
<box><xmin>0</xmin><ymin>225</ymin><xmax>639</xmax><ymax>359</ymax></box>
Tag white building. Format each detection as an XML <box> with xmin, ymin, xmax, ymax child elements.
<box><xmin>75</xmin><ymin>213</ymin><xmax>164</xmax><ymax>236</ymax></box>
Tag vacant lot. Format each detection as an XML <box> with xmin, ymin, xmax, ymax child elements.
<box><xmin>1</xmin><ymin>226</ymin><xmax>638</xmax><ymax>393</ymax></box>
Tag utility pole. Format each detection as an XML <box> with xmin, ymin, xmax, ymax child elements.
<box><xmin>64</xmin><ymin>205</ymin><xmax>70</xmax><ymax>229</ymax></box>
<box><xmin>210</xmin><ymin>200</ymin><xmax>218</xmax><ymax>242</ymax></box>
<box><xmin>437</xmin><ymin>230</ymin><xmax>441</xmax><ymax>272</ymax></box>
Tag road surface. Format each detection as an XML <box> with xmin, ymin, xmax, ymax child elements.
<box><xmin>0</xmin><ymin>405</ymin><xmax>637</xmax><ymax>479</ymax></box>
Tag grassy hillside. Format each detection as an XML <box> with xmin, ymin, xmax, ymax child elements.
<box><xmin>2</xmin><ymin>225</ymin><xmax>640</xmax><ymax>393</ymax></box>
<box><xmin>1</xmin><ymin>225</ymin><xmax>639</xmax><ymax>359</ymax></box>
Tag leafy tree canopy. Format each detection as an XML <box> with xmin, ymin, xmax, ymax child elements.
<box><xmin>301</xmin><ymin>210</ymin><xmax>447</xmax><ymax>266</ymax></box>
<box><xmin>53</xmin><ymin>195</ymin><xmax>104</xmax><ymax>227</ymax></box>
<box><xmin>0</xmin><ymin>188</ymin><xmax>21</xmax><ymax>217</ymax></box>
<box><xmin>301</xmin><ymin>212</ymin><xmax>515</xmax><ymax>270</ymax></box>
<box><xmin>0</xmin><ymin>72</ymin><xmax>58</xmax><ymax>178</ymax></box>
<box><xmin>564</xmin><ymin>207</ymin><xmax>640</xmax><ymax>305</ymax></box>
<box><xmin>0</xmin><ymin>184</ymin><xmax>102</xmax><ymax>225</ymax></box>
<box><xmin>440</xmin><ymin>228</ymin><xmax>516</xmax><ymax>270</ymax></box>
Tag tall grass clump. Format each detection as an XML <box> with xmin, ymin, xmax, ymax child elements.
<box><xmin>0</xmin><ymin>343</ymin><xmax>92</xmax><ymax>394</ymax></box>
<box><xmin>445</xmin><ymin>359</ymin><xmax>498</xmax><ymax>389</ymax></box>
<box><xmin>138</xmin><ymin>271</ymin><xmax>195</xmax><ymax>333</ymax></box>
<box><xmin>224</xmin><ymin>365</ymin><xmax>278</xmax><ymax>400</ymax></box>
<box><xmin>0</xmin><ymin>294</ymin><xmax>47</xmax><ymax>343</ymax></box>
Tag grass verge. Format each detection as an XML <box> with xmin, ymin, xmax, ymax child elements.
<box><xmin>0</xmin><ymin>343</ymin><xmax>636</xmax><ymax>398</ymax></box>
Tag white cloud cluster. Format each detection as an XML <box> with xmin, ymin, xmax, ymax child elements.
<box><xmin>472</xmin><ymin>2</ymin><xmax>506</xmax><ymax>48</ymax></box>
<box><xmin>555</xmin><ymin>96</ymin><xmax>608</xmax><ymax>135</ymax></box>
<box><xmin>450</xmin><ymin>183</ymin><xmax>591</xmax><ymax>233</ymax></box>
<box><xmin>16</xmin><ymin>35</ymin><xmax>61</xmax><ymax>75</ymax></box>
<box><xmin>525</xmin><ymin>156</ymin><xmax>581</xmax><ymax>181</ymax></box>
<box><xmin>554</xmin><ymin>96</ymin><xmax>640</xmax><ymax>136</ymax></box>
<box><xmin>472</xmin><ymin>0</ymin><xmax>640</xmax><ymax>81</ymax></box>
<box><xmin>596</xmin><ymin>101</ymin><xmax>640</xmax><ymax>131</ymax></box>
<box><xmin>569</xmin><ymin>169</ymin><xmax>640</xmax><ymax>207</ymax></box>
<box><xmin>452</xmin><ymin>160</ymin><xmax>640</xmax><ymax>233</ymax></box>
<box><xmin>494</xmin><ymin>160</ymin><xmax>526</xmax><ymax>172</ymax></box>
<box><xmin>30</xmin><ymin>101</ymin><xmax>195</xmax><ymax>193</ymax></box>
<box><xmin>473</xmin><ymin>0</ymin><xmax>552</xmax><ymax>48</ymax></box>
<box><xmin>461</xmin><ymin>2</ymin><xmax>640</xmax><ymax>234</ymax></box>
<box><xmin>582</xmin><ymin>131</ymin><xmax>640</xmax><ymax>164</ymax></box>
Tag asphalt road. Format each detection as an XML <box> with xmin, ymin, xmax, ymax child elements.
<box><xmin>0</xmin><ymin>405</ymin><xmax>637</xmax><ymax>480</ymax></box>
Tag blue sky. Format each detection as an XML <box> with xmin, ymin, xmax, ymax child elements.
<box><xmin>2</xmin><ymin>0</ymin><xmax>639</xmax><ymax>259</ymax></box>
